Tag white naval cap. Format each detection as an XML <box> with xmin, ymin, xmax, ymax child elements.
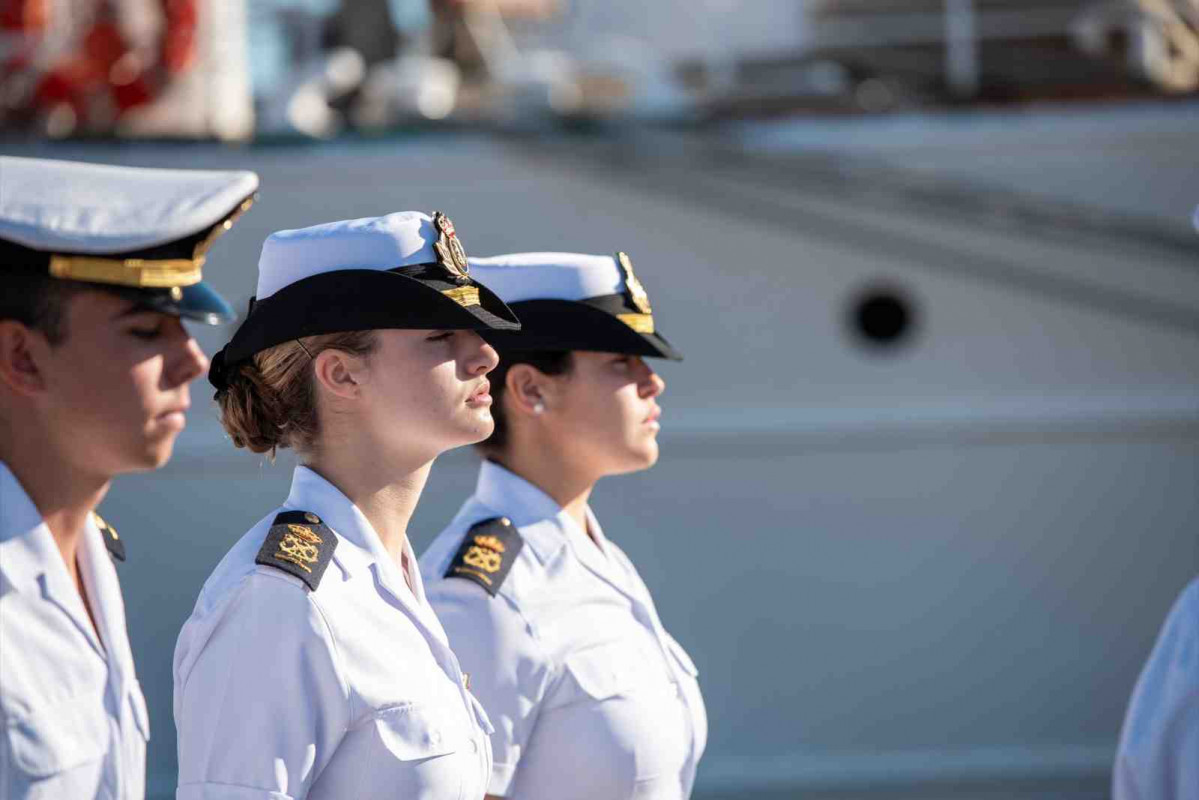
<box><xmin>210</xmin><ymin>211</ymin><xmax>521</xmax><ymax>391</ymax></box>
<box><xmin>257</xmin><ymin>211</ymin><xmax>445</xmax><ymax>299</ymax></box>
<box><xmin>465</xmin><ymin>252</ymin><xmax>627</xmax><ymax>304</ymax></box>
<box><xmin>0</xmin><ymin>156</ymin><xmax>258</xmax><ymax>324</ymax></box>
<box><xmin>0</xmin><ymin>156</ymin><xmax>258</xmax><ymax>253</ymax></box>
<box><xmin>467</xmin><ymin>251</ymin><xmax>682</xmax><ymax>360</ymax></box>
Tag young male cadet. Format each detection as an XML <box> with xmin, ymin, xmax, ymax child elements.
<box><xmin>1111</xmin><ymin>205</ymin><xmax>1199</xmax><ymax>800</ymax></box>
<box><xmin>0</xmin><ymin>156</ymin><xmax>257</xmax><ymax>800</ymax></box>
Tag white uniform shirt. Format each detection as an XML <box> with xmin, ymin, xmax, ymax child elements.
<box><xmin>173</xmin><ymin>466</ymin><xmax>493</xmax><ymax>800</ymax></box>
<box><xmin>1113</xmin><ymin>577</ymin><xmax>1199</xmax><ymax>800</ymax></box>
<box><xmin>420</xmin><ymin>461</ymin><xmax>708</xmax><ymax>800</ymax></box>
<box><xmin>0</xmin><ymin>462</ymin><xmax>149</xmax><ymax>800</ymax></box>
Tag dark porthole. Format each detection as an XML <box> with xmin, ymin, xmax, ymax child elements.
<box><xmin>847</xmin><ymin>283</ymin><xmax>919</xmax><ymax>352</ymax></box>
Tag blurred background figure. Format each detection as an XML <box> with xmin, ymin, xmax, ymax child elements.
<box><xmin>1</xmin><ymin>2</ymin><xmax>1196</xmax><ymax>800</ymax></box>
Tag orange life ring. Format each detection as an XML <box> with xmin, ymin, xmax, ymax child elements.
<box><xmin>15</xmin><ymin>0</ymin><xmax>199</xmax><ymax>127</ymax></box>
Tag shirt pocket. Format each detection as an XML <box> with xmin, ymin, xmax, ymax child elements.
<box><xmin>565</xmin><ymin>641</ymin><xmax>666</xmax><ymax>702</ymax></box>
<box><xmin>373</xmin><ymin>702</ymin><xmax>463</xmax><ymax>762</ymax></box>
<box><xmin>6</xmin><ymin>693</ymin><xmax>109</xmax><ymax>779</ymax></box>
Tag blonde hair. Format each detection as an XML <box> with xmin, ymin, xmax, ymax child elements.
<box><xmin>217</xmin><ymin>331</ymin><xmax>377</xmax><ymax>458</ymax></box>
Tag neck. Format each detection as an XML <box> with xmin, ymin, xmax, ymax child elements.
<box><xmin>0</xmin><ymin>427</ymin><xmax>110</xmax><ymax>582</ymax></box>
<box><xmin>303</xmin><ymin>436</ymin><xmax>434</xmax><ymax>569</ymax></box>
<box><xmin>493</xmin><ymin>436</ymin><xmax>598</xmax><ymax>537</ymax></box>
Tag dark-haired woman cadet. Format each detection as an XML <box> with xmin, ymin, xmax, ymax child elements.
<box><xmin>173</xmin><ymin>212</ymin><xmax>519</xmax><ymax>800</ymax></box>
<box><xmin>420</xmin><ymin>252</ymin><xmax>706</xmax><ymax>800</ymax></box>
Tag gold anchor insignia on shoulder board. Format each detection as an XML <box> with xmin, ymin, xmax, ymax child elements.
<box><xmin>446</xmin><ymin>516</ymin><xmax>524</xmax><ymax>597</ymax></box>
<box><xmin>255</xmin><ymin>510</ymin><xmax>338</xmax><ymax>591</ymax></box>
<box><xmin>473</xmin><ymin>534</ymin><xmax>506</xmax><ymax>553</ymax></box>
<box><xmin>93</xmin><ymin>511</ymin><xmax>126</xmax><ymax>562</ymax></box>
<box><xmin>432</xmin><ymin>211</ymin><xmax>470</xmax><ymax>281</ymax></box>
<box><xmin>276</xmin><ymin>524</ymin><xmax>323</xmax><ymax>574</ymax></box>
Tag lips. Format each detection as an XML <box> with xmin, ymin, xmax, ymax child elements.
<box><xmin>467</xmin><ymin>380</ymin><xmax>491</xmax><ymax>405</ymax></box>
<box><xmin>157</xmin><ymin>403</ymin><xmax>188</xmax><ymax>418</ymax></box>
<box><xmin>644</xmin><ymin>405</ymin><xmax>661</xmax><ymax>424</ymax></box>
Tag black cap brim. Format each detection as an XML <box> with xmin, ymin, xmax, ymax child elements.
<box><xmin>480</xmin><ymin>297</ymin><xmax>682</xmax><ymax>361</ymax></box>
<box><xmin>217</xmin><ymin>266</ymin><xmax>521</xmax><ymax>381</ymax></box>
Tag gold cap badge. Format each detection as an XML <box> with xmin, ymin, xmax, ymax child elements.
<box><xmin>617</xmin><ymin>252</ymin><xmax>652</xmax><ymax>315</ymax></box>
<box><xmin>432</xmin><ymin>211</ymin><xmax>470</xmax><ymax>281</ymax></box>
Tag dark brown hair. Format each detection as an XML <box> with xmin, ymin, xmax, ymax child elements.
<box><xmin>216</xmin><ymin>331</ymin><xmax>377</xmax><ymax>458</ymax></box>
<box><xmin>478</xmin><ymin>348</ymin><xmax>573</xmax><ymax>456</ymax></box>
<box><xmin>0</xmin><ymin>272</ymin><xmax>91</xmax><ymax>345</ymax></box>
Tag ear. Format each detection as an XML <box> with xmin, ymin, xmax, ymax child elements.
<box><xmin>0</xmin><ymin>320</ymin><xmax>50</xmax><ymax>397</ymax></box>
<box><xmin>311</xmin><ymin>347</ymin><xmax>367</xmax><ymax>401</ymax></box>
<box><xmin>504</xmin><ymin>363</ymin><xmax>557</xmax><ymax>418</ymax></box>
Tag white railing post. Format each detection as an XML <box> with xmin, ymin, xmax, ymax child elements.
<box><xmin>945</xmin><ymin>0</ymin><xmax>980</xmax><ymax>96</ymax></box>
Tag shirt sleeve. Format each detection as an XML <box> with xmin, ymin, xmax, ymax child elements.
<box><xmin>428</xmin><ymin>578</ymin><xmax>553</xmax><ymax>797</ymax></box>
<box><xmin>1113</xmin><ymin>577</ymin><xmax>1199</xmax><ymax>800</ymax></box>
<box><xmin>174</xmin><ymin>571</ymin><xmax>351</xmax><ymax>800</ymax></box>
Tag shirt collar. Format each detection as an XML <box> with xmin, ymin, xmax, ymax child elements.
<box><xmin>283</xmin><ymin>465</ymin><xmax>425</xmax><ymax>603</ymax></box>
<box><xmin>0</xmin><ymin>461</ymin><xmax>68</xmax><ymax>596</ymax></box>
<box><xmin>474</xmin><ymin>460</ymin><xmax>611</xmax><ymax>565</ymax></box>
<box><xmin>0</xmin><ymin>462</ymin><xmax>107</xmax><ymax>655</ymax></box>
<box><xmin>476</xmin><ymin>460</ymin><xmax>562</xmax><ymax>526</ymax></box>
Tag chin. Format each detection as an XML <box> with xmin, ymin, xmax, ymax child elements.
<box><xmin>612</xmin><ymin>442</ymin><xmax>659</xmax><ymax>475</ymax></box>
<box><xmin>132</xmin><ymin>435</ymin><xmax>178</xmax><ymax>471</ymax></box>
<box><xmin>455</xmin><ymin>410</ymin><xmax>497</xmax><ymax>446</ymax></box>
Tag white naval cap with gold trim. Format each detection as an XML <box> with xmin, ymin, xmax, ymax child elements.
<box><xmin>0</xmin><ymin>156</ymin><xmax>258</xmax><ymax>324</ymax></box>
<box><xmin>209</xmin><ymin>211</ymin><xmax>521</xmax><ymax>391</ymax></box>
<box><xmin>467</xmin><ymin>251</ymin><xmax>682</xmax><ymax>360</ymax></box>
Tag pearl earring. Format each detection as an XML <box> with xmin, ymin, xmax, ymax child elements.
<box><xmin>533</xmin><ymin>401</ymin><xmax>545</xmax><ymax>415</ymax></box>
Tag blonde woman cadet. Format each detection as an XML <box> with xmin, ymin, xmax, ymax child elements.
<box><xmin>172</xmin><ymin>212</ymin><xmax>520</xmax><ymax>800</ymax></box>
<box><xmin>0</xmin><ymin>156</ymin><xmax>256</xmax><ymax>800</ymax></box>
<box><xmin>419</xmin><ymin>252</ymin><xmax>707</xmax><ymax>800</ymax></box>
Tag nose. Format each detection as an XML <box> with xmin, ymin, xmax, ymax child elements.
<box><xmin>164</xmin><ymin>320</ymin><xmax>209</xmax><ymax>388</ymax></box>
<box><xmin>637</xmin><ymin>359</ymin><xmax>665</xmax><ymax>399</ymax></box>
<box><xmin>461</xmin><ymin>331</ymin><xmax>499</xmax><ymax>376</ymax></box>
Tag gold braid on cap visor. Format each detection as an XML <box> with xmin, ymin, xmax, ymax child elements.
<box><xmin>441</xmin><ymin>285</ymin><xmax>481</xmax><ymax>308</ymax></box>
<box><xmin>617</xmin><ymin>313</ymin><xmax>655</xmax><ymax>333</ymax></box>
<box><xmin>46</xmin><ymin>195</ymin><xmax>255</xmax><ymax>289</ymax></box>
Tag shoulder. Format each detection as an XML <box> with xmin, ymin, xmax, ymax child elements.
<box><xmin>423</xmin><ymin>511</ymin><xmax>563</xmax><ymax>608</ymax></box>
<box><xmin>175</xmin><ymin>515</ymin><xmax>343</xmax><ymax>686</ymax></box>
<box><xmin>1114</xmin><ymin>577</ymin><xmax>1199</xmax><ymax>793</ymax></box>
<box><xmin>185</xmin><ymin>510</ymin><xmax>343</xmax><ymax>634</ymax></box>
<box><xmin>1121</xmin><ymin>578</ymin><xmax>1199</xmax><ymax>726</ymax></box>
<box><xmin>1150</xmin><ymin>578</ymin><xmax>1199</xmax><ymax>672</ymax></box>
<box><xmin>253</xmin><ymin>510</ymin><xmax>338</xmax><ymax>592</ymax></box>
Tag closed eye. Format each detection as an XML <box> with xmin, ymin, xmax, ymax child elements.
<box><xmin>427</xmin><ymin>331</ymin><xmax>454</xmax><ymax>342</ymax></box>
<box><xmin>128</xmin><ymin>326</ymin><xmax>164</xmax><ymax>341</ymax></box>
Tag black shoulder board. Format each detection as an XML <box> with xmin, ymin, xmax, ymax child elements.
<box><xmin>255</xmin><ymin>510</ymin><xmax>337</xmax><ymax>591</ymax></box>
<box><xmin>445</xmin><ymin>517</ymin><xmax>523</xmax><ymax>597</ymax></box>
<box><xmin>93</xmin><ymin>512</ymin><xmax>125</xmax><ymax>562</ymax></box>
